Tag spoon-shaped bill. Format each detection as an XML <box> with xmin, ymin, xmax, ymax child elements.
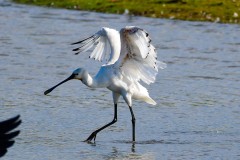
<box><xmin>44</xmin><ymin>74</ymin><xmax>74</xmax><ymax>95</ymax></box>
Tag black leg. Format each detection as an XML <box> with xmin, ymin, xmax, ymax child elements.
<box><xmin>85</xmin><ymin>104</ymin><xmax>118</xmax><ymax>143</ymax></box>
<box><xmin>128</xmin><ymin>106</ymin><xmax>136</xmax><ymax>142</ymax></box>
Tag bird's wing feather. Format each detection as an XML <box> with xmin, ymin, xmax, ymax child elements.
<box><xmin>72</xmin><ymin>27</ymin><xmax>121</xmax><ymax>64</ymax></box>
<box><xmin>0</xmin><ymin>115</ymin><xmax>21</xmax><ymax>157</ymax></box>
<box><xmin>117</xmin><ymin>26</ymin><xmax>166</xmax><ymax>84</ymax></box>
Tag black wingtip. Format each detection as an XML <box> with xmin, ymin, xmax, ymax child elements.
<box><xmin>146</xmin><ymin>32</ymin><xmax>149</xmax><ymax>37</ymax></box>
<box><xmin>71</xmin><ymin>35</ymin><xmax>94</xmax><ymax>45</ymax></box>
<box><xmin>72</xmin><ymin>48</ymin><xmax>79</xmax><ymax>51</ymax></box>
<box><xmin>71</xmin><ymin>41</ymin><xmax>81</xmax><ymax>45</ymax></box>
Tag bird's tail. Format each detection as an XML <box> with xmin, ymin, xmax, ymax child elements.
<box><xmin>144</xmin><ymin>97</ymin><xmax>157</xmax><ymax>105</ymax></box>
<box><xmin>132</xmin><ymin>82</ymin><xmax>157</xmax><ymax>105</ymax></box>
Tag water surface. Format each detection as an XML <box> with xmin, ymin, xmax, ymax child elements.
<box><xmin>0</xmin><ymin>0</ymin><xmax>239</xmax><ymax>159</ymax></box>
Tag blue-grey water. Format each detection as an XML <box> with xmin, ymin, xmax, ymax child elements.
<box><xmin>0</xmin><ymin>0</ymin><xmax>240</xmax><ymax>159</ymax></box>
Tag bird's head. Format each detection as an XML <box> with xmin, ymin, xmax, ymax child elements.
<box><xmin>72</xmin><ymin>68</ymin><xmax>87</xmax><ymax>80</ymax></box>
<box><xmin>44</xmin><ymin>68</ymin><xmax>85</xmax><ymax>95</ymax></box>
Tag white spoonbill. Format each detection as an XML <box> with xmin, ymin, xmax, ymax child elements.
<box><xmin>44</xmin><ymin>26</ymin><xmax>166</xmax><ymax>143</ymax></box>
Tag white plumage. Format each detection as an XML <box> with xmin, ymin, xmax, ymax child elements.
<box><xmin>44</xmin><ymin>26</ymin><xmax>166</xmax><ymax>143</ymax></box>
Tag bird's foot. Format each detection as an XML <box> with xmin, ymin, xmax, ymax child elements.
<box><xmin>84</xmin><ymin>132</ymin><xmax>97</xmax><ymax>143</ymax></box>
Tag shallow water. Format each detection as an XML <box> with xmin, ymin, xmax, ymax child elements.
<box><xmin>0</xmin><ymin>0</ymin><xmax>240</xmax><ymax>159</ymax></box>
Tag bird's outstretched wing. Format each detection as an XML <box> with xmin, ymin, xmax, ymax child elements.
<box><xmin>72</xmin><ymin>27</ymin><xmax>121</xmax><ymax>65</ymax></box>
<box><xmin>0</xmin><ymin>115</ymin><xmax>21</xmax><ymax>157</ymax></box>
<box><xmin>117</xmin><ymin>26</ymin><xmax>166</xmax><ymax>84</ymax></box>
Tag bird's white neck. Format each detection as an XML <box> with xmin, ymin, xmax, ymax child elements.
<box><xmin>80</xmin><ymin>68</ymin><xmax>111</xmax><ymax>89</ymax></box>
<box><xmin>81</xmin><ymin>71</ymin><xmax>96</xmax><ymax>88</ymax></box>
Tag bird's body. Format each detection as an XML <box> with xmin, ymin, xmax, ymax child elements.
<box><xmin>78</xmin><ymin>64</ymin><xmax>157</xmax><ymax>106</ymax></box>
<box><xmin>44</xmin><ymin>26</ymin><xmax>166</xmax><ymax>143</ymax></box>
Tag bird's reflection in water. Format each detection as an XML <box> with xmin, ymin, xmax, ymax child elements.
<box><xmin>131</xmin><ymin>142</ymin><xmax>136</xmax><ymax>152</ymax></box>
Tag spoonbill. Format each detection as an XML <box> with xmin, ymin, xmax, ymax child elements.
<box><xmin>44</xmin><ymin>26</ymin><xmax>166</xmax><ymax>143</ymax></box>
